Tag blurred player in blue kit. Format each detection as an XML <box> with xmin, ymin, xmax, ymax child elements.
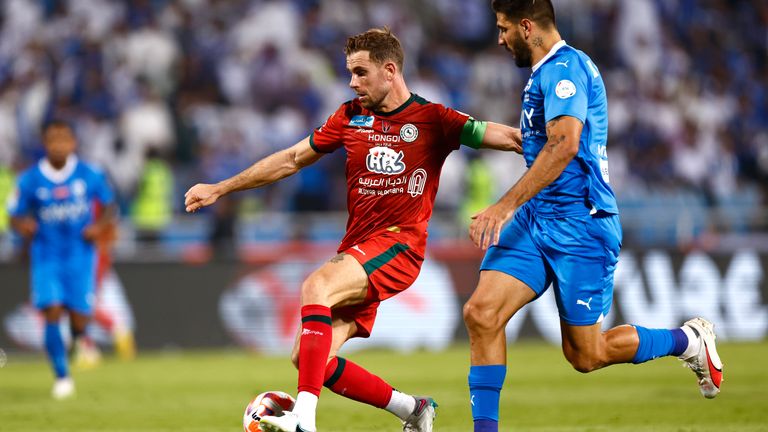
<box><xmin>8</xmin><ymin>120</ymin><xmax>116</xmax><ymax>399</ymax></box>
<box><xmin>463</xmin><ymin>1</ymin><xmax>724</xmax><ymax>431</ymax></box>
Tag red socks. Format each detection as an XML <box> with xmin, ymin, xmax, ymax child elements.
<box><xmin>324</xmin><ymin>356</ymin><xmax>393</xmax><ymax>408</ymax></box>
<box><xmin>297</xmin><ymin>304</ymin><xmax>393</xmax><ymax>409</ymax></box>
<box><xmin>298</xmin><ymin>305</ymin><xmax>333</xmax><ymax>396</ymax></box>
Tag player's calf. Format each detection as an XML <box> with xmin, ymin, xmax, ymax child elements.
<box><xmin>561</xmin><ymin>330</ymin><xmax>625</xmax><ymax>373</ymax></box>
<box><xmin>322</xmin><ymin>356</ymin><xmax>435</xmax><ymax>429</ymax></box>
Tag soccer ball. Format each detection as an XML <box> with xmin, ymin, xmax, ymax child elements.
<box><xmin>242</xmin><ymin>391</ymin><xmax>296</xmax><ymax>432</ymax></box>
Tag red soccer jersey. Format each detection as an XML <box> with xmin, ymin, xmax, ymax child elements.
<box><xmin>310</xmin><ymin>93</ymin><xmax>475</xmax><ymax>256</ymax></box>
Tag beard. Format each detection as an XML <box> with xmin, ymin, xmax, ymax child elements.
<box><xmin>510</xmin><ymin>34</ymin><xmax>533</xmax><ymax>68</ymax></box>
<box><xmin>359</xmin><ymin>91</ymin><xmax>386</xmax><ymax>111</ymax></box>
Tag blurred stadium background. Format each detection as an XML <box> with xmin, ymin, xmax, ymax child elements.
<box><xmin>0</xmin><ymin>0</ymin><xmax>766</xmax><ymax>430</ymax></box>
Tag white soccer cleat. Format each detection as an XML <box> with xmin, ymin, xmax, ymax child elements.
<box><xmin>52</xmin><ymin>377</ymin><xmax>75</xmax><ymax>400</ymax></box>
<box><xmin>681</xmin><ymin>318</ymin><xmax>723</xmax><ymax>399</ymax></box>
<box><xmin>259</xmin><ymin>411</ymin><xmax>314</xmax><ymax>432</ymax></box>
<box><xmin>402</xmin><ymin>396</ymin><xmax>438</xmax><ymax>432</ymax></box>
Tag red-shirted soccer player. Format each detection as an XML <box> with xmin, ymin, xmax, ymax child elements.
<box><xmin>185</xmin><ymin>28</ymin><xmax>522</xmax><ymax>432</ymax></box>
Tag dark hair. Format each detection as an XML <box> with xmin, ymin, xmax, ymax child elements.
<box><xmin>42</xmin><ymin>119</ymin><xmax>73</xmax><ymax>134</ymax></box>
<box><xmin>344</xmin><ymin>27</ymin><xmax>405</xmax><ymax>71</ymax></box>
<box><xmin>492</xmin><ymin>0</ymin><xmax>556</xmax><ymax>28</ymax></box>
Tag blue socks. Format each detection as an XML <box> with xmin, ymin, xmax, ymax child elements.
<box><xmin>474</xmin><ymin>419</ymin><xmax>498</xmax><ymax>432</ymax></box>
<box><xmin>670</xmin><ymin>328</ymin><xmax>689</xmax><ymax>356</ymax></box>
<box><xmin>44</xmin><ymin>322</ymin><xmax>69</xmax><ymax>378</ymax></box>
<box><xmin>633</xmin><ymin>326</ymin><xmax>689</xmax><ymax>364</ymax></box>
<box><xmin>469</xmin><ymin>365</ymin><xmax>506</xmax><ymax>432</ymax></box>
<box><xmin>466</xmin><ymin>328</ymin><xmax>690</xmax><ymax>430</ymax></box>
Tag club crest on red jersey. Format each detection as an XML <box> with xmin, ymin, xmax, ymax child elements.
<box><xmin>400</xmin><ymin>123</ymin><xmax>418</xmax><ymax>142</ymax></box>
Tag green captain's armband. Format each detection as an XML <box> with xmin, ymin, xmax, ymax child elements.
<box><xmin>460</xmin><ymin>118</ymin><xmax>487</xmax><ymax>149</ymax></box>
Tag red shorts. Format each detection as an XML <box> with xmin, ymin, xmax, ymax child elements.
<box><xmin>334</xmin><ymin>230</ymin><xmax>425</xmax><ymax>338</ymax></box>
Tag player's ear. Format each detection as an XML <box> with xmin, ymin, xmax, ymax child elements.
<box><xmin>384</xmin><ymin>61</ymin><xmax>397</xmax><ymax>80</ymax></box>
<box><xmin>520</xmin><ymin>18</ymin><xmax>533</xmax><ymax>38</ymax></box>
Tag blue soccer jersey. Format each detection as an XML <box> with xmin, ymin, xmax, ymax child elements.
<box><xmin>482</xmin><ymin>41</ymin><xmax>622</xmax><ymax>326</ymax></box>
<box><xmin>8</xmin><ymin>155</ymin><xmax>114</xmax><ymax>312</ymax></box>
<box><xmin>519</xmin><ymin>40</ymin><xmax>617</xmax><ymax>216</ymax></box>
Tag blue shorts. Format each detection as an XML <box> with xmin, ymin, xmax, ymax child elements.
<box><xmin>30</xmin><ymin>255</ymin><xmax>96</xmax><ymax>314</ymax></box>
<box><xmin>480</xmin><ymin>204</ymin><xmax>622</xmax><ymax>326</ymax></box>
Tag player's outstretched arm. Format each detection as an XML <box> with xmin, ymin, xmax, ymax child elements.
<box><xmin>479</xmin><ymin>122</ymin><xmax>523</xmax><ymax>154</ymax></box>
<box><xmin>470</xmin><ymin>115</ymin><xmax>581</xmax><ymax>249</ymax></box>
<box><xmin>184</xmin><ymin>136</ymin><xmax>323</xmax><ymax>213</ymax></box>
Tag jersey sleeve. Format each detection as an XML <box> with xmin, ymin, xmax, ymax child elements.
<box><xmin>309</xmin><ymin>105</ymin><xmax>346</xmax><ymax>153</ymax></box>
<box><xmin>438</xmin><ymin>105</ymin><xmax>486</xmax><ymax>150</ymax></box>
<box><xmin>7</xmin><ymin>174</ymin><xmax>32</xmax><ymax>217</ymax></box>
<box><xmin>541</xmin><ymin>56</ymin><xmax>590</xmax><ymax>123</ymax></box>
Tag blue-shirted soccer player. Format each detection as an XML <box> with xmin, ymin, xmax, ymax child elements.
<box><xmin>8</xmin><ymin>120</ymin><xmax>116</xmax><ymax>399</ymax></box>
<box><xmin>463</xmin><ymin>1</ymin><xmax>724</xmax><ymax>430</ymax></box>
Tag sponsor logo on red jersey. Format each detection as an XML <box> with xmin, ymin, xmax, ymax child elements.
<box><xmin>366</xmin><ymin>147</ymin><xmax>406</xmax><ymax>175</ymax></box>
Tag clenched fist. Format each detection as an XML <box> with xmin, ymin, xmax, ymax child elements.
<box><xmin>184</xmin><ymin>183</ymin><xmax>222</xmax><ymax>213</ymax></box>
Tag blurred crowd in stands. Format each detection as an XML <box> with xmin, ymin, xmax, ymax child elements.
<box><xmin>0</xmin><ymin>0</ymin><xmax>766</xmax><ymax>248</ymax></box>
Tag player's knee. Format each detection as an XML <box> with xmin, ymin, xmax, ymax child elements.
<box><xmin>42</xmin><ymin>305</ymin><xmax>64</xmax><ymax>322</ymax></box>
<box><xmin>300</xmin><ymin>275</ymin><xmax>330</xmax><ymax>305</ymax></box>
<box><xmin>564</xmin><ymin>349</ymin><xmax>604</xmax><ymax>373</ymax></box>
<box><xmin>463</xmin><ymin>300</ymin><xmax>504</xmax><ymax>334</ymax></box>
<box><xmin>569</xmin><ymin>358</ymin><xmax>598</xmax><ymax>374</ymax></box>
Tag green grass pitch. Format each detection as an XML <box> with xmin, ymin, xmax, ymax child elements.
<box><xmin>1</xmin><ymin>342</ymin><xmax>767</xmax><ymax>431</ymax></box>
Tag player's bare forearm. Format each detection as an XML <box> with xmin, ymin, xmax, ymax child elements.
<box><xmin>83</xmin><ymin>203</ymin><xmax>117</xmax><ymax>242</ymax></box>
<box><xmin>95</xmin><ymin>203</ymin><xmax>117</xmax><ymax>226</ymax></box>
<box><xmin>223</xmin><ymin>136</ymin><xmax>323</xmax><ymax>192</ymax></box>
<box><xmin>184</xmin><ymin>137</ymin><xmax>322</xmax><ymax>212</ymax></box>
<box><xmin>496</xmin><ymin>116</ymin><xmax>581</xmax><ymax>211</ymax></box>
<box><xmin>10</xmin><ymin>216</ymin><xmax>37</xmax><ymax>239</ymax></box>
<box><xmin>480</xmin><ymin>122</ymin><xmax>523</xmax><ymax>153</ymax></box>
<box><xmin>469</xmin><ymin>116</ymin><xmax>581</xmax><ymax>249</ymax></box>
